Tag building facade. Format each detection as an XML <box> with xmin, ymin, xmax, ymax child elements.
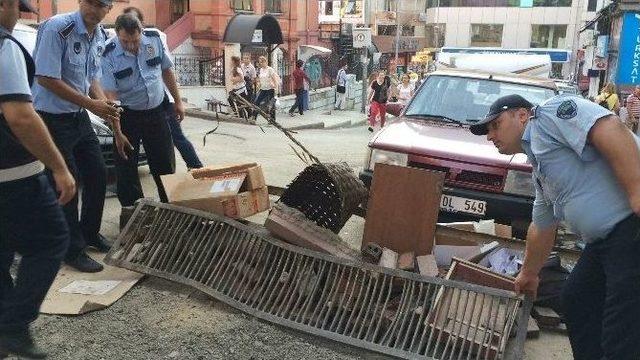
<box><xmin>31</xmin><ymin>0</ymin><xmax>321</xmax><ymax>60</ymax></box>
<box><xmin>422</xmin><ymin>0</ymin><xmax>600</xmax><ymax>77</ymax></box>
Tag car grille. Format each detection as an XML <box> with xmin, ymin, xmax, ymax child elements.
<box><xmin>408</xmin><ymin>162</ymin><xmax>504</xmax><ymax>191</ymax></box>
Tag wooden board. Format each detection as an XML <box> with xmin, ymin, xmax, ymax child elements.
<box><xmin>363</xmin><ymin>164</ymin><xmax>444</xmax><ymax>256</ymax></box>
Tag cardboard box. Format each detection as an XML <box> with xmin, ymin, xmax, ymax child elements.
<box><xmin>190</xmin><ymin>163</ymin><xmax>265</xmax><ymax>190</ymax></box>
<box><xmin>162</xmin><ymin>163</ymin><xmax>269</xmax><ymax>218</ymax></box>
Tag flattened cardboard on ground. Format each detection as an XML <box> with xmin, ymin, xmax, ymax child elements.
<box><xmin>363</xmin><ymin>164</ymin><xmax>444</xmax><ymax>256</ymax></box>
<box><xmin>40</xmin><ymin>251</ymin><xmax>143</xmax><ymax>315</ymax></box>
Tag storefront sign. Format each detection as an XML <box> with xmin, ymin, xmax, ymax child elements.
<box><xmin>616</xmin><ymin>12</ymin><xmax>640</xmax><ymax>85</ymax></box>
<box><xmin>252</xmin><ymin>29</ymin><xmax>262</xmax><ymax>43</ymax></box>
<box><xmin>352</xmin><ymin>28</ymin><xmax>371</xmax><ymax>48</ymax></box>
<box><xmin>372</xmin><ymin>36</ymin><xmax>427</xmax><ymax>54</ymax></box>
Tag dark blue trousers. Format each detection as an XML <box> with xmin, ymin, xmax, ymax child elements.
<box><xmin>165</xmin><ymin>105</ymin><xmax>202</xmax><ymax>169</ymax></box>
<box><xmin>562</xmin><ymin>214</ymin><xmax>640</xmax><ymax>360</ymax></box>
<box><xmin>0</xmin><ymin>173</ymin><xmax>69</xmax><ymax>329</ymax></box>
<box><xmin>40</xmin><ymin>110</ymin><xmax>106</xmax><ymax>260</ymax></box>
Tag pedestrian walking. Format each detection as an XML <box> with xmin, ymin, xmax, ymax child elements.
<box><xmin>253</xmin><ymin>55</ymin><xmax>279</xmax><ymax>121</ymax></box>
<box><xmin>288</xmin><ymin>60</ymin><xmax>310</xmax><ymax>117</ymax></box>
<box><xmin>626</xmin><ymin>85</ymin><xmax>640</xmax><ymax>132</ymax></box>
<box><xmin>334</xmin><ymin>62</ymin><xmax>347</xmax><ymax>110</ymax></box>
<box><xmin>368</xmin><ymin>70</ymin><xmax>391</xmax><ymax>132</ymax></box>
<box><xmin>241</xmin><ymin>53</ymin><xmax>257</xmax><ymax>100</ymax></box>
<box><xmin>123</xmin><ymin>6</ymin><xmax>203</xmax><ymax>170</ymax></box>
<box><xmin>32</xmin><ymin>0</ymin><xmax>118</xmax><ymax>273</ymax></box>
<box><xmin>595</xmin><ymin>82</ymin><xmax>620</xmax><ymax>114</ymax></box>
<box><xmin>396</xmin><ymin>73</ymin><xmax>414</xmax><ymax>106</ymax></box>
<box><xmin>0</xmin><ymin>0</ymin><xmax>76</xmax><ymax>357</ymax></box>
<box><xmin>228</xmin><ymin>55</ymin><xmax>250</xmax><ymax>119</ymax></box>
<box><xmin>470</xmin><ymin>94</ymin><xmax>640</xmax><ymax>360</ymax></box>
<box><xmin>101</xmin><ymin>14</ymin><xmax>179</xmax><ymax>208</ymax></box>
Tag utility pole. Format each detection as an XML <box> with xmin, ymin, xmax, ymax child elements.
<box><xmin>394</xmin><ymin>1</ymin><xmax>400</xmax><ymax>72</ymax></box>
<box><xmin>360</xmin><ymin>0</ymin><xmax>370</xmax><ymax>113</ymax></box>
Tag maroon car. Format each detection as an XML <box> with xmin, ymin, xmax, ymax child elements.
<box><xmin>360</xmin><ymin>69</ymin><xmax>558</xmax><ymax>237</ymax></box>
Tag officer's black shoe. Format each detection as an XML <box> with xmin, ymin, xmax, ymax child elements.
<box><xmin>0</xmin><ymin>327</ymin><xmax>47</xmax><ymax>359</ymax></box>
<box><xmin>86</xmin><ymin>233</ymin><xmax>112</xmax><ymax>253</ymax></box>
<box><xmin>65</xmin><ymin>252</ymin><xmax>104</xmax><ymax>273</ymax></box>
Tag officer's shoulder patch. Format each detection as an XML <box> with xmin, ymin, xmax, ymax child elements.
<box><xmin>103</xmin><ymin>41</ymin><xmax>116</xmax><ymax>56</ymax></box>
<box><xmin>556</xmin><ymin>99</ymin><xmax>578</xmax><ymax>120</ymax></box>
<box><xmin>143</xmin><ymin>30</ymin><xmax>160</xmax><ymax>37</ymax></box>
<box><xmin>58</xmin><ymin>21</ymin><xmax>75</xmax><ymax>39</ymax></box>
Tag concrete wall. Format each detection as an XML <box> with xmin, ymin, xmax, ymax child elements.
<box><xmin>276</xmin><ymin>76</ymin><xmax>363</xmax><ymax>113</ymax></box>
<box><xmin>179</xmin><ymin>85</ymin><xmax>227</xmax><ymax>110</ymax></box>
<box><xmin>179</xmin><ymin>78</ymin><xmax>363</xmax><ymax>115</ymax></box>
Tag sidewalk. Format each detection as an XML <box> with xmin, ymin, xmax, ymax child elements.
<box><xmin>185</xmin><ymin>106</ymin><xmax>368</xmax><ymax>130</ymax></box>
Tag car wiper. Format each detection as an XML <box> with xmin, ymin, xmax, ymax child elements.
<box><xmin>405</xmin><ymin>113</ymin><xmax>462</xmax><ymax>125</ymax></box>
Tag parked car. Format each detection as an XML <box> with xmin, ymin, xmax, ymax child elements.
<box><xmin>362</xmin><ymin>69</ymin><xmax>558</xmax><ymax>237</ymax></box>
<box><xmin>554</xmin><ymin>80</ymin><xmax>580</xmax><ymax>95</ymax></box>
<box><xmin>12</xmin><ymin>23</ymin><xmax>146</xmax><ymax>173</ymax></box>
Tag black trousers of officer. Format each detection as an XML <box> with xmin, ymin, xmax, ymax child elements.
<box><xmin>0</xmin><ymin>173</ymin><xmax>69</xmax><ymax>330</ymax></box>
<box><xmin>116</xmin><ymin>104</ymin><xmax>175</xmax><ymax>207</ymax></box>
<box><xmin>40</xmin><ymin>110</ymin><xmax>106</xmax><ymax>261</ymax></box>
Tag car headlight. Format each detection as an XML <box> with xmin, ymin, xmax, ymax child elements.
<box><xmin>504</xmin><ymin>170</ymin><xmax>535</xmax><ymax>197</ymax></box>
<box><xmin>368</xmin><ymin>149</ymin><xmax>408</xmax><ymax>171</ymax></box>
<box><xmin>91</xmin><ymin>121</ymin><xmax>113</xmax><ymax>137</ymax></box>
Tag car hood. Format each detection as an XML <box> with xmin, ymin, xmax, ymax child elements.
<box><xmin>371</xmin><ymin>118</ymin><xmax>531</xmax><ymax>170</ymax></box>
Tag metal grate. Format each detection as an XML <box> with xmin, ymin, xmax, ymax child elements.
<box><xmin>106</xmin><ymin>200</ymin><xmax>531</xmax><ymax>360</ymax></box>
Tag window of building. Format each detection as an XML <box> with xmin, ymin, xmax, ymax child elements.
<box><xmin>378</xmin><ymin>25</ymin><xmax>397</xmax><ymax>36</ymax></box>
<box><xmin>532</xmin><ymin>0</ymin><xmax>571</xmax><ymax>6</ymax></box>
<box><xmin>232</xmin><ymin>0</ymin><xmax>253</xmax><ymax>11</ymax></box>
<box><xmin>265</xmin><ymin>0</ymin><xmax>282</xmax><ymax>13</ymax></box>
<box><xmin>426</xmin><ymin>24</ymin><xmax>446</xmax><ymax>48</ymax></box>
<box><xmin>384</xmin><ymin>0</ymin><xmax>397</xmax><ymax>11</ymax></box>
<box><xmin>325</xmin><ymin>1</ymin><xmax>333</xmax><ymax>15</ymax></box>
<box><xmin>170</xmin><ymin>0</ymin><xmax>189</xmax><ymax>24</ymax></box>
<box><xmin>401</xmin><ymin>25</ymin><xmax>415</xmax><ymax>36</ymax></box>
<box><xmin>470</xmin><ymin>24</ymin><xmax>503</xmax><ymax>47</ymax></box>
<box><xmin>530</xmin><ymin>24</ymin><xmax>567</xmax><ymax>48</ymax></box>
<box><xmin>587</xmin><ymin>0</ymin><xmax>597</xmax><ymax>11</ymax></box>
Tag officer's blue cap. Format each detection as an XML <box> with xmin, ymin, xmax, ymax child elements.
<box><xmin>19</xmin><ymin>0</ymin><xmax>38</xmax><ymax>13</ymax></box>
<box><xmin>469</xmin><ymin>94</ymin><xmax>533</xmax><ymax>136</ymax></box>
<box><xmin>97</xmin><ymin>0</ymin><xmax>114</xmax><ymax>5</ymax></box>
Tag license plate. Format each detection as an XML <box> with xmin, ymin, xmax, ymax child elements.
<box><xmin>440</xmin><ymin>195</ymin><xmax>487</xmax><ymax>216</ymax></box>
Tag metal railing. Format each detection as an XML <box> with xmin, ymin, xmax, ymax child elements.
<box><xmin>174</xmin><ymin>52</ymin><xmax>225</xmax><ymax>86</ymax></box>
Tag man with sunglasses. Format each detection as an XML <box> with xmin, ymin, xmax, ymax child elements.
<box><xmin>31</xmin><ymin>0</ymin><xmax>119</xmax><ymax>273</ymax></box>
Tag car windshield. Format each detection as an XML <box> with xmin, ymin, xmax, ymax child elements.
<box><xmin>405</xmin><ymin>75</ymin><xmax>556</xmax><ymax>124</ymax></box>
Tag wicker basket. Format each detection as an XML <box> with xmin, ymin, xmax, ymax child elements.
<box><xmin>279</xmin><ymin>162</ymin><xmax>367</xmax><ymax>233</ymax></box>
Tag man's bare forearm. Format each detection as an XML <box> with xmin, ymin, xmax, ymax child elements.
<box><xmin>37</xmin><ymin>76</ymin><xmax>93</xmax><ymax>109</ymax></box>
<box><xmin>162</xmin><ymin>70</ymin><xmax>182</xmax><ymax>104</ymax></box>
<box><xmin>89</xmin><ymin>80</ymin><xmax>108</xmax><ymax>101</ymax></box>
<box><xmin>2</xmin><ymin>101</ymin><xmax>68</xmax><ymax>173</ymax></box>
<box><xmin>589</xmin><ymin>116</ymin><xmax>640</xmax><ymax>209</ymax></box>
<box><xmin>521</xmin><ymin>223</ymin><xmax>558</xmax><ymax>276</ymax></box>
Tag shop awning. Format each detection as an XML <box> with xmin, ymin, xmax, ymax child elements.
<box><xmin>223</xmin><ymin>14</ymin><xmax>283</xmax><ymax>45</ymax></box>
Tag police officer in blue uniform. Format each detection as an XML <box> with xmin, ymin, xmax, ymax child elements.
<box><xmin>32</xmin><ymin>0</ymin><xmax>118</xmax><ymax>273</ymax></box>
<box><xmin>470</xmin><ymin>94</ymin><xmax>640</xmax><ymax>359</ymax></box>
<box><xmin>0</xmin><ymin>0</ymin><xmax>75</xmax><ymax>357</ymax></box>
<box><xmin>101</xmin><ymin>14</ymin><xmax>179</xmax><ymax>206</ymax></box>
